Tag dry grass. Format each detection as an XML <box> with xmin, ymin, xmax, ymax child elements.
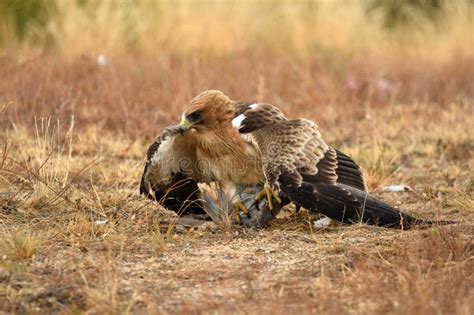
<box><xmin>0</xmin><ymin>228</ymin><xmax>42</xmax><ymax>261</ymax></box>
<box><xmin>0</xmin><ymin>1</ymin><xmax>473</xmax><ymax>314</ymax></box>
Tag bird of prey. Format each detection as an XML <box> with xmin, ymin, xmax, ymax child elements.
<box><xmin>140</xmin><ymin>90</ymin><xmax>450</xmax><ymax>229</ymax></box>
<box><xmin>139</xmin><ymin>122</ymin><xmax>365</xmax><ymax>227</ymax></box>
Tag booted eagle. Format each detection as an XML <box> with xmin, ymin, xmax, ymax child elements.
<box><xmin>140</xmin><ymin>90</ymin><xmax>451</xmax><ymax>229</ymax></box>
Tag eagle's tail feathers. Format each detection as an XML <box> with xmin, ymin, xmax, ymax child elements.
<box><xmin>279</xmin><ymin>178</ymin><xmax>455</xmax><ymax>229</ymax></box>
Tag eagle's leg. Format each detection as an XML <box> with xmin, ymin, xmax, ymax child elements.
<box><xmin>233</xmin><ymin>210</ymin><xmax>240</xmax><ymax>223</ymax></box>
<box><xmin>255</xmin><ymin>186</ymin><xmax>282</xmax><ymax>210</ymax></box>
<box><xmin>233</xmin><ymin>201</ymin><xmax>249</xmax><ymax>223</ymax></box>
<box><xmin>234</xmin><ymin>201</ymin><xmax>249</xmax><ymax>214</ymax></box>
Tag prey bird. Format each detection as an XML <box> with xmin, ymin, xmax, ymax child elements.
<box><xmin>140</xmin><ymin>90</ymin><xmax>452</xmax><ymax>229</ymax></box>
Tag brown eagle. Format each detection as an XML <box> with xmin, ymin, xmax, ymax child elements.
<box><xmin>140</xmin><ymin>90</ymin><xmax>450</xmax><ymax>229</ymax></box>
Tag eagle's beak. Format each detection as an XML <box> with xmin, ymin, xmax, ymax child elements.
<box><xmin>178</xmin><ymin>116</ymin><xmax>192</xmax><ymax>135</ymax></box>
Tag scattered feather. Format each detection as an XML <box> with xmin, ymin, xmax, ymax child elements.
<box><xmin>94</xmin><ymin>219</ymin><xmax>108</xmax><ymax>225</ymax></box>
<box><xmin>97</xmin><ymin>54</ymin><xmax>107</xmax><ymax>66</ymax></box>
<box><xmin>382</xmin><ymin>185</ymin><xmax>413</xmax><ymax>192</ymax></box>
<box><xmin>314</xmin><ymin>216</ymin><xmax>332</xmax><ymax>228</ymax></box>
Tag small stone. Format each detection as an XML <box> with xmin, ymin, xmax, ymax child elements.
<box><xmin>198</xmin><ymin>222</ymin><xmax>219</xmax><ymax>233</ymax></box>
<box><xmin>175</xmin><ymin>225</ymin><xmax>186</xmax><ymax>233</ymax></box>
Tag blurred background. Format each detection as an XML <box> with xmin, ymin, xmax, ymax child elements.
<box><xmin>0</xmin><ymin>0</ymin><xmax>473</xmax><ymax>137</ymax></box>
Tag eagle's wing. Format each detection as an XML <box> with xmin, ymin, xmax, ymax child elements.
<box><xmin>232</xmin><ymin>103</ymin><xmax>367</xmax><ymax>191</ymax></box>
<box><xmin>332</xmin><ymin>148</ymin><xmax>367</xmax><ymax>191</ymax></box>
<box><xmin>232</xmin><ymin>102</ymin><xmax>287</xmax><ymax>132</ymax></box>
<box><xmin>140</xmin><ymin>125</ymin><xmax>205</xmax><ymax>214</ymax></box>
<box><xmin>253</xmin><ymin>118</ymin><xmax>331</xmax><ymax>187</ymax></box>
<box><xmin>242</xmin><ymin>114</ymin><xmax>422</xmax><ymax>229</ymax></box>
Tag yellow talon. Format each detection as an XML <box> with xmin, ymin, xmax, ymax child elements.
<box><xmin>255</xmin><ymin>187</ymin><xmax>282</xmax><ymax>210</ymax></box>
<box><xmin>233</xmin><ymin>210</ymin><xmax>240</xmax><ymax>223</ymax></box>
<box><xmin>234</xmin><ymin>202</ymin><xmax>249</xmax><ymax>214</ymax></box>
<box><xmin>233</xmin><ymin>202</ymin><xmax>249</xmax><ymax>223</ymax></box>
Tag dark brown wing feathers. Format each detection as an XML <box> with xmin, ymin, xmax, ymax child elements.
<box><xmin>333</xmin><ymin>148</ymin><xmax>367</xmax><ymax>191</ymax></box>
<box><xmin>233</xmin><ymin>102</ymin><xmax>365</xmax><ymax>190</ymax></box>
<box><xmin>237</xmin><ymin>102</ymin><xmax>449</xmax><ymax>229</ymax></box>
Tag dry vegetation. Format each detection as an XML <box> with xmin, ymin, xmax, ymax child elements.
<box><xmin>0</xmin><ymin>1</ymin><xmax>473</xmax><ymax>314</ymax></box>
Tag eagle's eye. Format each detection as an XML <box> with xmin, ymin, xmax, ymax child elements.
<box><xmin>187</xmin><ymin>110</ymin><xmax>202</xmax><ymax>123</ymax></box>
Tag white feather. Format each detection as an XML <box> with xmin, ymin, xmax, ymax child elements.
<box><xmin>249</xmin><ymin>103</ymin><xmax>259</xmax><ymax>109</ymax></box>
<box><xmin>314</xmin><ymin>216</ymin><xmax>332</xmax><ymax>229</ymax></box>
<box><xmin>150</xmin><ymin>138</ymin><xmax>173</xmax><ymax>165</ymax></box>
<box><xmin>97</xmin><ymin>54</ymin><xmax>107</xmax><ymax>66</ymax></box>
<box><xmin>232</xmin><ymin>114</ymin><xmax>246</xmax><ymax>129</ymax></box>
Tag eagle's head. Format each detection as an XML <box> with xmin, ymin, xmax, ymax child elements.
<box><xmin>178</xmin><ymin>90</ymin><xmax>235</xmax><ymax>134</ymax></box>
